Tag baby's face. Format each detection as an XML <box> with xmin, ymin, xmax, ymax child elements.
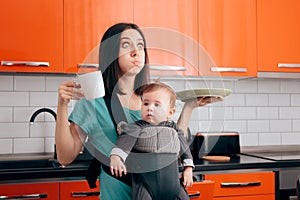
<box><xmin>141</xmin><ymin>89</ymin><xmax>175</xmax><ymax>125</ymax></box>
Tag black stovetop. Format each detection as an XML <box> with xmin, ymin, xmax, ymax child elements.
<box><xmin>242</xmin><ymin>152</ymin><xmax>300</xmax><ymax>161</ymax></box>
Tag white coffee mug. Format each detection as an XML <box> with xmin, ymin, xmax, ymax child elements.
<box><xmin>77</xmin><ymin>71</ymin><xmax>105</xmax><ymax>100</ymax></box>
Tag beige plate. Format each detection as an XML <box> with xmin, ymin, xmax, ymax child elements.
<box><xmin>176</xmin><ymin>88</ymin><xmax>232</xmax><ymax>101</ymax></box>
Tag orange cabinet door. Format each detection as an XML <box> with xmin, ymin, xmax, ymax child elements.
<box><xmin>60</xmin><ymin>180</ymin><xmax>100</xmax><ymax>200</ymax></box>
<box><xmin>257</xmin><ymin>0</ymin><xmax>300</xmax><ymax>73</ymax></box>
<box><xmin>0</xmin><ymin>182</ymin><xmax>59</xmax><ymax>199</ymax></box>
<box><xmin>0</xmin><ymin>0</ymin><xmax>63</xmax><ymax>73</ymax></box>
<box><xmin>134</xmin><ymin>0</ymin><xmax>199</xmax><ymax>76</ymax></box>
<box><xmin>205</xmin><ymin>171</ymin><xmax>275</xmax><ymax>197</ymax></box>
<box><xmin>198</xmin><ymin>0</ymin><xmax>257</xmax><ymax>77</ymax></box>
<box><xmin>64</xmin><ymin>0</ymin><xmax>134</xmax><ymax>73</ymax></box>
<box><xmin>187</xmin><ymin>180</ymin><xmax>215</xmax><ymax>200</ymax></box>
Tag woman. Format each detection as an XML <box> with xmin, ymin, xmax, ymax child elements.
<box><xmin>55</xmin><ymin>22</ymin><xmax>222</xmax><ymax>199</ymax></box>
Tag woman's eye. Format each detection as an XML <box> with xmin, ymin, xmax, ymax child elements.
<box><xmin>122</xmin><ymin>42</ymin><xmax>130</xmax><ymax>48</ymax></box>
<box><xmin>137</xmin><ymin>43</ymin><xmax>144</xmax><ymax>49</ymax></box>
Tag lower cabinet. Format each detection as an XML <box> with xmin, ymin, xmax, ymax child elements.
<box><xmin>204</xmin><ymin>171</ymin><xmax>276</xmax><ymax>200</ymax></box>
<box><xmin>187</xmin><ymin>180</ymin><xmax>215</xmax><ymax>199</ymax></box>
<box><xmin>0</xmin><ymin>182</ymin><xmax>59</xmax><ymax>199</ymax></box>
<box><xmin>60</xmin><ymin>180</ymin><xmax>100</xmax><ymax>200</ymax></box>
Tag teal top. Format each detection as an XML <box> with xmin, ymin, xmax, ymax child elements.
<box><xmin>69</xmin><ymin>97</ymin><xmax>141</xmax><ymax>200</ymax></box>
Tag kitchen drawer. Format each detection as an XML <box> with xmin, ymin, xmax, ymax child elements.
<box><xmin>60</xmin><ymin>180</ymin><xmax>100</xmax><ymax>200</ymax></box>
<box><xmin>205</xmin><ymin>171</ymin><xmax>275</xmax><ymax>197</ymax></box>
<box><xmin>187</xmin><ymin>180</ymin><xmax>215</xmax><ymax>200</ymax></box>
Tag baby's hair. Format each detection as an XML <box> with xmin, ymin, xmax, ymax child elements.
<box><xmin>141</xmin><ymin>81</ymin><xmax>176</xmax><ymax>108</ymax></box>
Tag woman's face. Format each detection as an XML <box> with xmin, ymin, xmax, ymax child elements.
<box><xmin>118</xmin><ymin>29</ymin><xmax>145</xmax><ymax>76</ymax></box>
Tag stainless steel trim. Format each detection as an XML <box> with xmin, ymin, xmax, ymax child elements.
<box><xmin>0</xmin><ymin>193</ymin><xmax>47</xmax><ymax>199</ymax></box>
<box><xmin>211</xmin><ymin>67</ymin><xmax>247</xmax><ymax>72</ymax></box>
<box><xmin>77</xmin><ymin>63</ymin><xmax>99</xmax><ymax>68</ymax></box>
<box><xmin>257</xmin><ymin>72</ymin><xmax>300</xmax><ymax>79</ymax></box>
<box><xmin>149</xmin><ymin>65</ymin><xmax>187</xmax><ymax>71</ymax></box>
<box><xmin>1</xmin><ymin>61</ymin><xmax>49</xmax><ymax>67</ymax></box>
<box><xmin>278</xmin><ymin>63</ymin><xmax>300</xmax><ymax>68</ymax></box>
<box><xmin>221</xmin><ymin>181</ymin><xmax>261</xmax><ymax>188</ymax></box>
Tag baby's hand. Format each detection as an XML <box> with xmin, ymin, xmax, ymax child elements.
<box><xmin>181</xmin><ymin>166</ymin><xmax>193</xmax><ymax>188</ymax></box>
<box><xmin>110</xmin><ymin>155</ymin><xmax>127</xmax><ymax>177</ymax></box>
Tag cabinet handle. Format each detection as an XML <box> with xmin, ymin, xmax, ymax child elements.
<box><xmin>278</xmin><ymin>63</ymin><xmax>300</xmax><ymax>68</ymax></box>
<box><xmin>188</xmin><ymin>191</ymin><xmax>200</xmax><ymax>199</ymax></box>
<box><xmin>77</xmin><ymin>63</ymin><xmax>99</xmax><ymax>68</ymax></box>
<box><xmin>211</xmin><ymin>67</ymin><xmax>247</xmax><ymax>72</ymax></box>
<box><xmin>149</xmin><ymin>65</ymin><xmax>187</xmax><ymax>71</ymax></box>
<box><xmin>1</xmin><ymin>61</ymin><xmax>49</xmax><ymax>67</ymax></box>
<box><xmin>0</xmin><ymin>193</ymin><xmax>47</xmax><ymax>199</ymax></box>
<box><xmin>71</xmin><ymin>192</ymin><xmax>100</xmax><ymax>197</ymax></box>
<box><xmin>221</xmin><ymin>181</ymin><xmax>261</xmax><ymax>188</ymax></box>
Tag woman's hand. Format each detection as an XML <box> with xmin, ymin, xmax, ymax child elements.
<box><xmin>58</xmin><ymin>80</ymin><xmax>84</xmax><ymax>105</ymax></box>
<box><xmin>184</xmin><ymin>96</ymin><xmax>224</xmax><ymax>109</ymax></box>
<box><xmin>181</xmin><ymin>166</ymin><xmax>193</xmax><ymax>188</ymax></box>
<box><xmin>110</xmin><ymin>155</ymin><xmax>127</xmax><ymax>177</ymax></box>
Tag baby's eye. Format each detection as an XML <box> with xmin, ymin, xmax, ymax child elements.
<box><xmin>154</xmin><ymin>103</ymin><xmax>160</xmax><ymax>107</ymax></box>
<box><xmin>143</xmin><ymin>102</ymin><xmax>149</xmax><ymax>106</ymax></box>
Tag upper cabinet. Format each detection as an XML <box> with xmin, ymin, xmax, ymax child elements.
<box><xmin>257</xmin><ymin>0</ymin><xmax>300</xmax><ymax>73</ymax></box>
<box><xmin>134</xmin><ymin>0</ymin><xmax>199</xmax><ymax>76</ymax></box>
<box><xmin>64</xmin><ymin>0</ymin><xmax>134</xmax><ymax>73</ymax></box>
<box><xmin>0</xmin><ymin>0</ymin><xmax>63</xmax><ymax>73</ymax></box>
<box><xmin>198</xmin><ymin>0</ymin><xmax>257</xmax><ymax>77</ymax></box>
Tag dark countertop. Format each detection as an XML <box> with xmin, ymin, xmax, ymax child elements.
<box><xmin>2</xmin><ymin>151</ymin><xmax>300</xmax><ymax>184</ymax></box>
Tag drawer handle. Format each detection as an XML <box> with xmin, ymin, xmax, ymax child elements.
<box><xmin>1</xmin><ymin>61</ymin><xmax>49</xmax><ymax>67</ymax></box>
<box><xmin>278</xmin><ymin>63</ymin><xmax>300</xmax><ymax>68</ymax></box>
<box><xmin>77</xmin><ymin>63</ymin><xmax>99</xmax><ymax>68</ymax></box>
<box><xmin>221</xmin><ymin>181</ymin><xmax>261</xmax><ymax>188</ymax></box>
<box><xmin>71</xmin><ymin>192</ymin><xmax>100</xmax><ymax>197</ymax></box>
<box><xmin>0</xmin><ymin>193</ymin><xmax>47</xmax><ymax>199</ymax></box>
<box><xmin>188</xmin><ymin>191</ymin><xmax>200</xmax><ymax>199</ymax></box>
<box><xmin>211</xmin><ymin>67</ymin><xmax>247</xmax><ymax>72</ymax></box>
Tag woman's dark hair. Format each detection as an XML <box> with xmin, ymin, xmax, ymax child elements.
<box><xmin>99</xmin><ymin>23</ymin><xmax>150</xmax><ymax>96</ymax></box>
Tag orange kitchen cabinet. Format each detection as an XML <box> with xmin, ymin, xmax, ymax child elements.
<box><xmin>198</xmin><ymin>0</ymin><xmax>257</xmax><ymax>77</ymax></box>
<box><xmin>0</xmin><ymin>0</ymin><xmax>63</xmax><ymax>73</ymax></box>
<box><xmin>60</xmin><ymin>179</ymin><xmax>100</xmax><ymax>200</ymax></box>
<box><xmin>0</xmin><ymin>182</ymin><xmax>59</xmax><ymax>199</ymax></box>
<box><xmin>187</xmin><ymin>180</ymin><xmax>215</xmax><ymax>200</ymax></box>
<box><xmin>134</xmin><ymin>0</ymin><xmax>199</xmax><ymax>76</ymax></box>
<box><xmin>205</xmin><ymin>171</ymin><xmax>276</xmax><ymax>200</ymax></box>
<box><xmin>64</xmin><ymin>0</ymin><xmax>134</xmax><ymax>73</ymax></box>
<box><xmin>257</xmin><ymin>0</ymin><xmax>300</xmax><ymax>73</ymax></box>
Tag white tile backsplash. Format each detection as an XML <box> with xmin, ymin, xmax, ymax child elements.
<box><xmin>1</xmin><ymin>73</ymin><xmax>300</xmax><ymax>154</ymax></box>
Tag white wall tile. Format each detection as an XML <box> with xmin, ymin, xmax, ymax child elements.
<box><xmin>270</xmin><ymin>120</ymin><xmax>292</xmax><ymax>132</ymax></box>
<box><xmin>258</xmin><ymin>80</ymin><xmax>280</xmax><ymax>93</ymax></box>
<box><xmin>281</xmin><ymin>80</ymin><xmax>300</xmax><ymax>93</ymax></box>
<box><xmin>0</xmin><ymin>123</ymin><xmax>29</xmax><ymax>138</ymax></box>
<box><xmin>224</xmin><ymin>120</ymin><xmax>247</xmax><ymax>132</ymax></box>
<box><xmin>191</xmin><ymin>107</ymin><xmax>209</xmax><ymax>120</ymax></box>
<box><xmin>235</xmin><ymin>80</ymin><xmax>257</xmax><ymax>93</ymax></box>
<box><xmin>259</xmin><ymin>132</ymin><xmax>281</xmax><ymax>145</ymax></box>
<box><xmin>257</xmin><ymin>107</ymin><xmax>279</xmax><ymax>119</ymax></box>
<box><xmin>280</xmin><ymin>107</ymin><xmax>300</xmax><ymax>119</ymax></box>
<box><xmin>239</xmin><ymin>133</ymin><xmax>259</xmax><ymax>146</ymax></box>
<box><xmin>291</xmin><ymin>94</ymin><xmax>300</xmax><ymax>106</ymax></box>
<box><xmin>14</xmin><ymin>138</ymin><xmax>44</xmax><ymax>153</ymax></box>
<box><xmin>209</xmin><ymin>107</ymin><xmax>233</xmax><ymax>120</ymax></box>
<box><xmin>269</xmin><ymin>94</ymin><xmax>290</xmax><ymax>106</ymax></box>
<box><xmin>0</xmin><ymin>76</ymin><xmax>13</xmax><ymax>91</ymax></box>
<box><xmin>30</xmin><ymin>122</ymin><xmax>55</xmax><ymax>137</ymax></box>
<box><xmin>245</xmin><ymin>94</ymin><xmax>268</xmax><ymax>106</ymax></box>
<box><xmin>293</xmin><ymin>120</ymin><xmax>300</xmax><ymax>131</ymax></box>
<box><xmin>226</xmin><ymin>94</ymin><xmax>245</xmax><ymax>106</ymax></box>
<box><xmin>14</xmin><ymin>107</ymin><xmax>43</xmax><ymax>122</ymax></box>
<box><xmin>247</xmin><ymin>120</ymin><xmax>269</xmax><ymax>132</ymax></box>
<box><xmin>0</xmin><ymin>108</ymin><xmax>13</xmax><ymax>122</ymax></box>
<box><xmin>0</xmin><ymin>139</ymin><xmax>13</xmax><ymax>154</ymax></box>
<box><xmin>233</xmin><ymin>107</ymin><xmax>256</xmax><ymax>119</ymax></box>
<box><xmin>0</xmin><ymin>92</ymin><xmax>29</xmax><ymax>106</ymax></box>
<box><xmin>210</xmin><ymin>80</ymin><xmax>235</xmax><ymax>91</ymax></box>
<box><xmin>14</xmin><ymin>76</ymin><xmax>45</xmax><ymax>91</ymax></box>
<box><xmin>281</xmin><ymin>133</ymin><xmax>300</xmax><ymax>145</ymax></box>
<box><xmin>46</xmin><ymin>76</ymin><xmax>74</xmax><ymax>91</ymax></box>
<box><xmin>29</xmin><ymin>92</ymin><xmax>58</xmax><ymax>107</ymax></box>
<box><xmin>45</xmin><ymin>137</ymin><xmax>55</xmax><ymax>153</ymax></box>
